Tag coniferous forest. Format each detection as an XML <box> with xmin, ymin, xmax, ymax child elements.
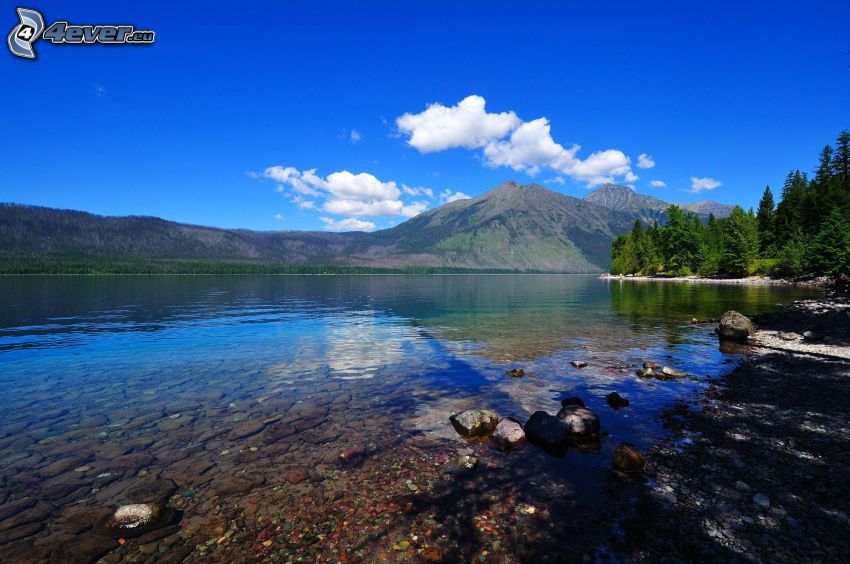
<box><xmin>610</xmin><ymin>130</ymin><xmax>850</xmax><ymax>278</ymax></box>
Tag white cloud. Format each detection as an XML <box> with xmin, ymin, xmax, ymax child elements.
<box><xmin>649</xmin><ymin>180</ymin><xmax>666</xmax><ymax>188</ymax></box>
<box><xmin>439</xmin><ymin>189</ymin><xmax>471</xmax><ymax>204</ymax></box>
<box><xmin>396</xmin><ymin>95</ymin><xmax>520</xmax><ymax>153</ymax></box>
<box><xmin>546</xmin><ymin>177</ymin><xmax>566</xmax><ymax>185</ymax></box>
<box><xmin>637</xmin><ymin>153</ymin><xmax>656</xmax><ymax>169</ymax></box>
<box><xmin>350</xmin><ymin>129</ymin><xmax>361</xmax><ymax>143</ymax></box>
<box><xmin>290</xmin><ymin>195</ymin><xmax>316</xmax><ymax>209</ymax></box>
<box><xmin>397</xmin><ymin>95</ymin><xmax>638</xmax><ymax>187</ymax></box>
<box><xmin>256</xmin><ymin>166</ymin><xmax>434</xmax><ymax>227</ymax></box>
<box><xmin>319</xmin><ymin>217</ymin><xmax>376</xmax><ymax>231</ymax></box>
<box><xmin>689</xmin><ymin>177</ymin><xmax>722</xmax><ymax>193</ymax></box>
<box><xmin>274</xmin><ymin>213</ymin><xmax>284</xmax><ymax>221</ymax></box>
<box><xmin>483</xmin><ymin>118</ymin><xmax>577</xmax><ymax>176</ymax></box>
<box><xmin>402</xmin><ymin>184</ymin><xmax>434</xmax><ymax>198</ymax></box>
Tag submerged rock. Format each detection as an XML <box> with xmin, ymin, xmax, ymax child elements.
<box><xmin>570</xmin><ymin>360</ymin><xmax>588</xmax><ymax>368</ymax></box>
<box><xmin>338</xmin><ymin>446</ymin><xmax>368</xmax><ymax>468</ymax></box>
<box><xmin>606</xmin><ymin>392</ymin><xmax>630</xmax><ymax>409</ymax></box>
<box><xmin>717</xmin><ymin>310</ymin><xmax>753</xmax><ymax>341</ymax></box>
<box><xmin>102</xmin><ymin>502</ymin><xmax>180</xmax><ymax>538</ymax></box>
<box><xmin>443</xmin><ymin>455</ymin><xmax>478</xmax><ymax>474</ymax></box>
<box><xmin>524</xmin><ymin>411</ymin><xmax>570</xmax><ymax>454</ymax></box>
<box><xmin>612</xmin><ymin>443</ymin><xmax>645</xmax><ymax>473</ymax></box>
<box><xmin>449</xmin><ymin>409</ymin><xmax>499</xmax><ymax>438</ymax></box>
<box><xmin>507</xmin><ymin>367</ymin><xmax>525</xmax><ymax>378</ymax></box>
<box><xmin>489</xmin><ymin>418</ymin><xmax>526</xmax><ymax>450</ymax></box>
<box><xmin>636</xmin><ymin>368</ymin><xmax>654</xmax><ymax>378</ymax></box>
<box><xmin>560</xmin><ymin>396</ymin><xmax>586</xmax><ymax>408</ymax></box>
<box><xmin>659</xmin><ymin>366</ymin><xmax>687</xmax><ymax>380</ymax></box>
<box><xmin>556</xmin><ymin>405</ymin><xmax>601</xmax><ymax>437</ymax></box>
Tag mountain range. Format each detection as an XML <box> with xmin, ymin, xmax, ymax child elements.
<box><xmin>0</xmin><ymin>182</ymin><xmax>734</xmax><ymax>274</ymax></box>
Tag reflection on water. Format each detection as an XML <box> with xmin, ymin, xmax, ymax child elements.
<box><xmin>0</xmin><ymin>275</ymin><xmax>820</xmax><ymax>561</ymax></box>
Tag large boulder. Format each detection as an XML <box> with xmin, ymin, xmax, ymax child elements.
<box><xmin>524</xmin><ymin>411</ymin><xmax>570</xmax><ymax>454</ymax></box>
<box><xmin>489</xmin><ymin>418</ymin><xmax>526</xmax><ymax>451</ymax></box>
<box><xmin>612</xmin><ymin>443</ymin><xmax>645</xmax><ymax>473</ymax></box>
<box><xmin>717</xmin><ymin>311</ymin><xmax>753</xmax><ymax>342</ymax></box>
<box><xmin>556</xmin><ymin>405</ymin><xmax>601</xmax><ymax>437</ymax></box>
<box><xmin>449</xmin><ymin>409</ymin><xmax>499</xmax><ymax>438</ymax></box>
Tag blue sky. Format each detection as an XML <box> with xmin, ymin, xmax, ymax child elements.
<box><xmin>2</xmin><ymin>1</ymin><xmax>849</xmax><ymax>231</ymax></box>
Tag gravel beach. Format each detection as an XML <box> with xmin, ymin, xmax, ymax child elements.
<box><xmin>608</xmin><ymin>293</ymin><xmax>850</xmax><ymax>562</ymax></box>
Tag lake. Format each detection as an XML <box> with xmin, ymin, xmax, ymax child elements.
<box><xmin>0</xmin><ymin>275</ymin><xmax>820</xmax><ymax>561</ymax></box>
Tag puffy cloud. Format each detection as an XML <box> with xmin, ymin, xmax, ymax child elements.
<box><xmin>274</xmin><ymin>213</ymin><xmax>284</xmax><ymax>221</ymax></box>
<box><xmin>350</xmin><ymin>129</ymin><xmax>361</xmax><ymax>143</ymax></box>
<box><xmin>319</xmin><ymin>217</ymin><xmax>376</xmax><ymax>231</ymax></box>
<box><xmin>546</xmin><ymin>177</ymin><xmax>566</xmax><ymax>185</ymax></box>
<box><xmin>637</xmin><ymin>153</ymin><xmax>656</xmax><ymax>169</ymax></box>
<box><xmin>257</xmin><ymin>166</ymin><xmax>435</xmax><ymax>228</ymax></box>
<box><xmin>483</xmin><ymin>118</ymin><xmax>577</xmax><ymax>176</ymax></box>
<box><xmin>397</xmin><ymin>95</ymin><xmax>638</xmax><ymax>187</ymax></box>
<box><xmin>689</xmin><ymin>177</ymin><xmax>722</xmax><ymax>193</ymax></box>
<box><xmin>439</xmin><ymin>189</ymin><xmax>471</xmax><ymax>204</ymax></box>
<box><xmin>396</xmin><ymin>95</ymin><xmax>520</xmax><ymax>153</ymax></box>
<box><xmin>649</xmin><ymin>180</ymin><xmax>666</xmax><ymax>188</ymax></box>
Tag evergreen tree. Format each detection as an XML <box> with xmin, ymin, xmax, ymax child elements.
<box><xmin>756</xmin><ymin>185</ymin><xmax>775</xmax><ymax>256</ymax></box>
<box><xmin>834</xmin><ymin>130</ymin><xmax>850</xmax><ymax>191</ymax></box>
<box><xmin>719</xmin><ymin>206</ymin><xmax>759</xmax><ymax>277</ymax></box>
<box><xmin>774</xmin><ymin>170</ymin><xmax>808</xmax><ymax>246</ymax></box>
<box><xmin>663</xmin><ymin>205</ymin><xmax>701</xmax><ymax>275</ymax></box>
<box><xmin>814</xmin><ymin>145</ymin><xmax>835</xmax><ymax>188</ymax></box>
<box><xmin>809</xmin><ymin>208</ymin><xmax>850</xmax><ymax>276</ymax></box>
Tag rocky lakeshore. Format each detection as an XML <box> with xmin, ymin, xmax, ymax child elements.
<box><xmin>601</xmin><ymin>273</ymin><xmax>831</xmax><ymax>287</ymax></box>
<box><xmin>0</xmin><ymin>276</ymin><xmax>831</xmax><ymax>563</ymax></box>
<box><xmin>607</xmin><ymin>293</ymin><xmax>850</xmax><ymax>561</ymax></box>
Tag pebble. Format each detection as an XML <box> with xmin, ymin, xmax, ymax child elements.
<box><xmin>753</xmin><ymin>493</ymin><xmax>770</xmax><ymax>509</ymax></box>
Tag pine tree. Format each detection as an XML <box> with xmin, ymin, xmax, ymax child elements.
<box><xmin>809</xmin><ymin>208</ymin><xmax>850</xmax><ymax>276</ymax></box>
<box><xmin>720</xmin><ymin>206</ymin><xmax>759</xmax><ymax>277</ymax></box>
<box><xmin>663</xmin><ymin>205</ymin><xmax>701</xmax><ymax>275</ymax></box>
<box><xmin>814</xmin><ymin>145</ymin><xmax>835</xmax><ymax>188</ymax></box>
<box><xmin>774</xmin><ymin>170</ymin><xmax>808</xmax><ymax>246</ymax></box>
<box><xmin>756</xmin><ymin>186</ymin><xmax>775</xmax><ymax>257</ymax></box>
<box><xmin>834</xmin><ymin>130</ymin><xmax>850</xmax><ymax>191</ymax></box>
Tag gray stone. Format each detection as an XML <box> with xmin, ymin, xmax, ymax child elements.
<box><xmin>489</xmin><ymin>419</ymin><xmax>526</xmax><ymax>451</ymax></box>
<box><xmin>555</xmin><ymin>405</ymin><xmax>600</xmax><ymax>437</ymax></box>
<box><xmin>717</xmin><ymin>310</ymin><xmax>754</xmax><ymax>341</ymax></box>
<box><xmin>449</xmin><ymin>409</ymin><xmax>499</xmax><ymax>438</ymax></box>
<box><xmin>524</xmin><ymin>411</ymin><xmax>570</xmax><ymax>454</ymax></box>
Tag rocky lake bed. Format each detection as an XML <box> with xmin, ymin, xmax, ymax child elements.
<box><xmin>0</xmin><ymin>275</ymin><xmax>841</xmax><ymax>562</ymax></box>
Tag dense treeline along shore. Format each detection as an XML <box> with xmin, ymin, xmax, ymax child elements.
<box><xmin>610</xmin><ymin>129</ymin><xmax>850</xmax><ymax>280</ymax></box>
<box><xmin>607</xmin><ymin>288</ymin><xmax>850</xmax><ymax>561</ymax></box>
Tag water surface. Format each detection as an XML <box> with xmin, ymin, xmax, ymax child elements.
<box><xmin>0</xmin><ymin>275</ymin><xmax>820</xmax><ymax>561</ymax></box>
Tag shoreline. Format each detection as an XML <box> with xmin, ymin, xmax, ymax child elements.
<box><xmin>608</xmin><ymin>293</ymin><xmax>850</xmax><ymax>560</ymax></box>
<box><xmin>599</xmin><ymin>273</ymin><xmax>831</xmax><ymax>287</ymax></box>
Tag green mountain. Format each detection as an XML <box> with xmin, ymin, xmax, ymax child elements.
<box><xmin>0</xmin><ymin>181</ymin><xmax>732</xmax><ymax>274</ymax></box>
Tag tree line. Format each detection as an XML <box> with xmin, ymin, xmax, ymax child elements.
<box><xmin>610</xmin><ymin>129</ymin><xmax>850</xmax><ymax>278</ymax></box>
